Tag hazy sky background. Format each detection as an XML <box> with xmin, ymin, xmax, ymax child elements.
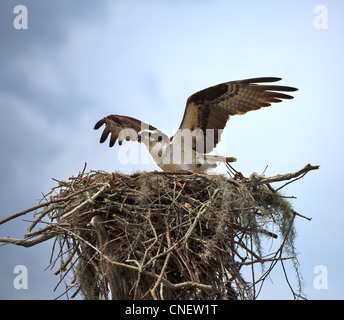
<box><xmin>1</xmin><ymin>0</ymin><xmax>343</xmax><ymax>299</ymax></box>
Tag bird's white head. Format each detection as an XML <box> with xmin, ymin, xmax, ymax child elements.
<box><xmin>137</xmin><ymin>129</ymin><xmax>169</xmax><ymax>151</ymax></box>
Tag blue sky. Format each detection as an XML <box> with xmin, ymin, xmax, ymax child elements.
<box><xmin>1</xmin><ymin>0</ymin><xmax>343</xmax><ymax>299</ymax></box>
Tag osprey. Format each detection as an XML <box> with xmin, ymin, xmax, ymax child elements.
<box><xmin>94</xmin><ymin>77</ymin><xmax>297</xmax><ymax>172</ymax></box>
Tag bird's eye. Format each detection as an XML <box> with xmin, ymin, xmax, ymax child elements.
<box><xmin>158</xmin><ymin>136</ymin><xmax>162</xmax><ymax>142</ymax></box>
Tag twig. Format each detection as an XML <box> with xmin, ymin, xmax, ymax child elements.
<box><xmin>0</xmin><ymin>184</ymin><xmax>99</xmax><ymax>226</ymax></box>
<box><xmin>56</xmin><ymin>183</ymin><xmax>110</xmax><ymax>219</ymax></box>
<box><xmin>251</xmin><ymin>164</ymin><xmax>319</xmax><ymax>186</ymax></box>
<box><xmin>150</xmin><ymin>219</ymin><xmax>172</xmax><ymax>299</ymax></box>
<box><xmin>0</xmin><ymin>233</ymin><xmax>56</xmax><ymax>248</ymax></box>
<box><xmin>292</xmin><ymin>210</ymin><xmax>312</xmax><ymax>221</ymax></box>
<box><xmin>183</xmin><ymin>189</ymin><xmax>220</xmax><ymax>244</ymax></box>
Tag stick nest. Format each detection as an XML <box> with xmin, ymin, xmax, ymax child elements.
<box><xmin>0</xmin><ymin>164</ymin><xmax>319</xmax><ymax>300</ymax></box>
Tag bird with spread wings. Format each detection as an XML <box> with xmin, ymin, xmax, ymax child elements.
<box><xmin>94</xmin><ymin>77</ymin><xmax>297</xmax><ymax>172</ymax></box>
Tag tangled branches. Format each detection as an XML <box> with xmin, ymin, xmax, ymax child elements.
<box><xmin>0</xmin><ymin>164</ymin><xmax>319</xmax><ymax>300</ymax></box>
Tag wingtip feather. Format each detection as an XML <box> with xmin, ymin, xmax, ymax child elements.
<box><xmin>94</xmin><ymin>118</ymin><xmax>105</xmax><ymax>130</ymax></box>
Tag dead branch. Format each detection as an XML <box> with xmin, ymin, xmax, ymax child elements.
<box><xmin>0</xmin><ymin>233</ymin><xmax>56</xmax><ymax>248</ymax></box>
<box><xmin>250</xmin><ymin>164</ymin><xmax>319</xmax><ymax>186</ymax></box>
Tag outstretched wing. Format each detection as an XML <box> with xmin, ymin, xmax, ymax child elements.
<box><xmin>177</xmin><ymin>77</ymin><xmax>298</xmax><ymax>153</ymax></box>
<box><xmin>94</xmin><ymin>115</ymin><xmax>157</xmax><ymax>147</ymax></box>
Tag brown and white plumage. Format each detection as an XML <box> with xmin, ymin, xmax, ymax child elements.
<box><xmin>94</xmin><ymin>77</ymin><xmax>298</xmax><ymax>172</ymax></box>
<box><xmin>94</xmin><ymin>115</ymin><xmax>157</xmax><ymax>147</ymax></box>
